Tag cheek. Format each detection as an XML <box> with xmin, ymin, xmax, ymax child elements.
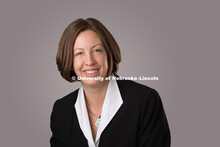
<box><xmin>102</xmin><ymin>56</ymin><xmax>108</xmax><ymax>73</ymax></box>
<box><xmin>104</xmin><ymin>59</ymin><xmax>108</xmax><ymax>70</ymax></box>
<box><xmin>73</xmin><ymin>58</ymin><xmax>81</xmax><ymax>73</ymax></box>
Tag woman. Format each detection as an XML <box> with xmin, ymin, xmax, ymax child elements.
<box><xmin>50</xmin><ymin>18</ymin><xmax>171</xmax><ymax>147</ymax></box>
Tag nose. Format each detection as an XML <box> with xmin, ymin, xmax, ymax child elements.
<box><xmin>85</xmin><ymin>52</ymin><xmax>96</xmax><ymax>66</ymax></box>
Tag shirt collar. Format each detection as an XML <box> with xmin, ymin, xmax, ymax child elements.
<box><xmin>74</xmin><ymin>78</ymin><xmax>123</xmax><ymax>146</ymax></box>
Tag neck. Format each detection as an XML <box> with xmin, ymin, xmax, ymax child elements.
<box><xmin>82</xmin><ymin>80</ymin><xmax>109</xmax><ymax>113</ymax></box>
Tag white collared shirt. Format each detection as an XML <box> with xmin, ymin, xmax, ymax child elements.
<box><xmin>74</xmin><ymin>78</ymin><xmax>123</xmax><ymax>147</ymax></box>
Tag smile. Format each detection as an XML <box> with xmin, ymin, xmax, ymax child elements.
<box><xmin>85</xmin><ymin>69</ymin><xmax>98</xmax><ymax>74</ymax></box>
<box><xmin>83</xmin><ymin>69</ymin><xmax>99</xmax><ymax>76</ymax></box>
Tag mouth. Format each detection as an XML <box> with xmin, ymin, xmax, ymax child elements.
<box><xmin>84</xmin><ymin>69</ymin><xmax>98</xmax><ymax>74</ymax></box>
<box><xmin>83</xmin><ymin>69</ymin><xmax>99</xmax><ymax>77</ymax></box>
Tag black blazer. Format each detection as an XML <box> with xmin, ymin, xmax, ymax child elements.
<box><xmin>50</xmin><ymin>80</ymin><xmax>171</xmax><ymax>147</ymax></box>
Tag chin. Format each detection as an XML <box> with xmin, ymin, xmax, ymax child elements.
<box><xmin>81</xmin><ymin>78</ymin><xmax>106</xmax><ymax>88</ymax></box>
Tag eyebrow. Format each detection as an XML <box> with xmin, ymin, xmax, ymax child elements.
<box><xmin>74</xmin><ymin>44</ymin><xmax>103</xmax><ymax>51</ymax></box>
<box><xmin>91</xmin><ymin>44</ymin><xmax>103</xmax><ymax>49</ymax></box>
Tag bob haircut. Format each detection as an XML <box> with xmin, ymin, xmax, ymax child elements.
<box><xmin>56</xmin><ymin>18</ymin><xmax>121</xmax><ymax>82</ymax></box>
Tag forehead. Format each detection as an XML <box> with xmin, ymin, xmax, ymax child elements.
<box><xmin>74</xmin><ymin>30</ymin><xmax>102</xmax><ymax>49</ymax></box>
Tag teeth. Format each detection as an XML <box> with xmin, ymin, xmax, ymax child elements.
<box><xmin>85</xmin><ymin>70</ymin><xmax>97</xmax><ymax>74</ymax></box>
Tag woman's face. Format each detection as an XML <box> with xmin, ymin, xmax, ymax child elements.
<box><xmin>73</xmin><ymin>30</ymin><xmax>108</xmax><ymax>87</ymax></box>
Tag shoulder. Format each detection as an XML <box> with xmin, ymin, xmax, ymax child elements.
<box><xmin>117</xmin><ymin>79</ymin><xmax>150</xmax><ymax>89</ymax></box>
<box><xmin>117</xmin><ymin>79</ymin><xmax>158</xmax><ymax>96</ymax></box>
<box><xmin>52</xmin><ymin>89</ymin><xmax>79</xmax><ymax>111</ymax></box>
<box><xmin>116</xmin><ymin>80</ymin><xmax>161</xmax><ymax>106</ymax></box>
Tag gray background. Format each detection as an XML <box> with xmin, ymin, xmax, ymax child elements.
<box><xmin>0</xmin><ymin>0</ymin><xmax>219</xmax><ymax>146</ymax></box>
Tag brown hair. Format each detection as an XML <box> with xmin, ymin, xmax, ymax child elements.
<box><xmin>56</xmin><ymin>18</ymin><xmax>121</xmax><ymax>82</ymax></box>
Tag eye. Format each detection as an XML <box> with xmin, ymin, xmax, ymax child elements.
<box><xmin>75</xmin><ymin>52</ymin><xmax>83</xmax><ymax>56</ymax></box>
<box><xmin>93</xmin><ymin>49</ymin><xmax>102</xmax><ymax>52</ymax></box>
